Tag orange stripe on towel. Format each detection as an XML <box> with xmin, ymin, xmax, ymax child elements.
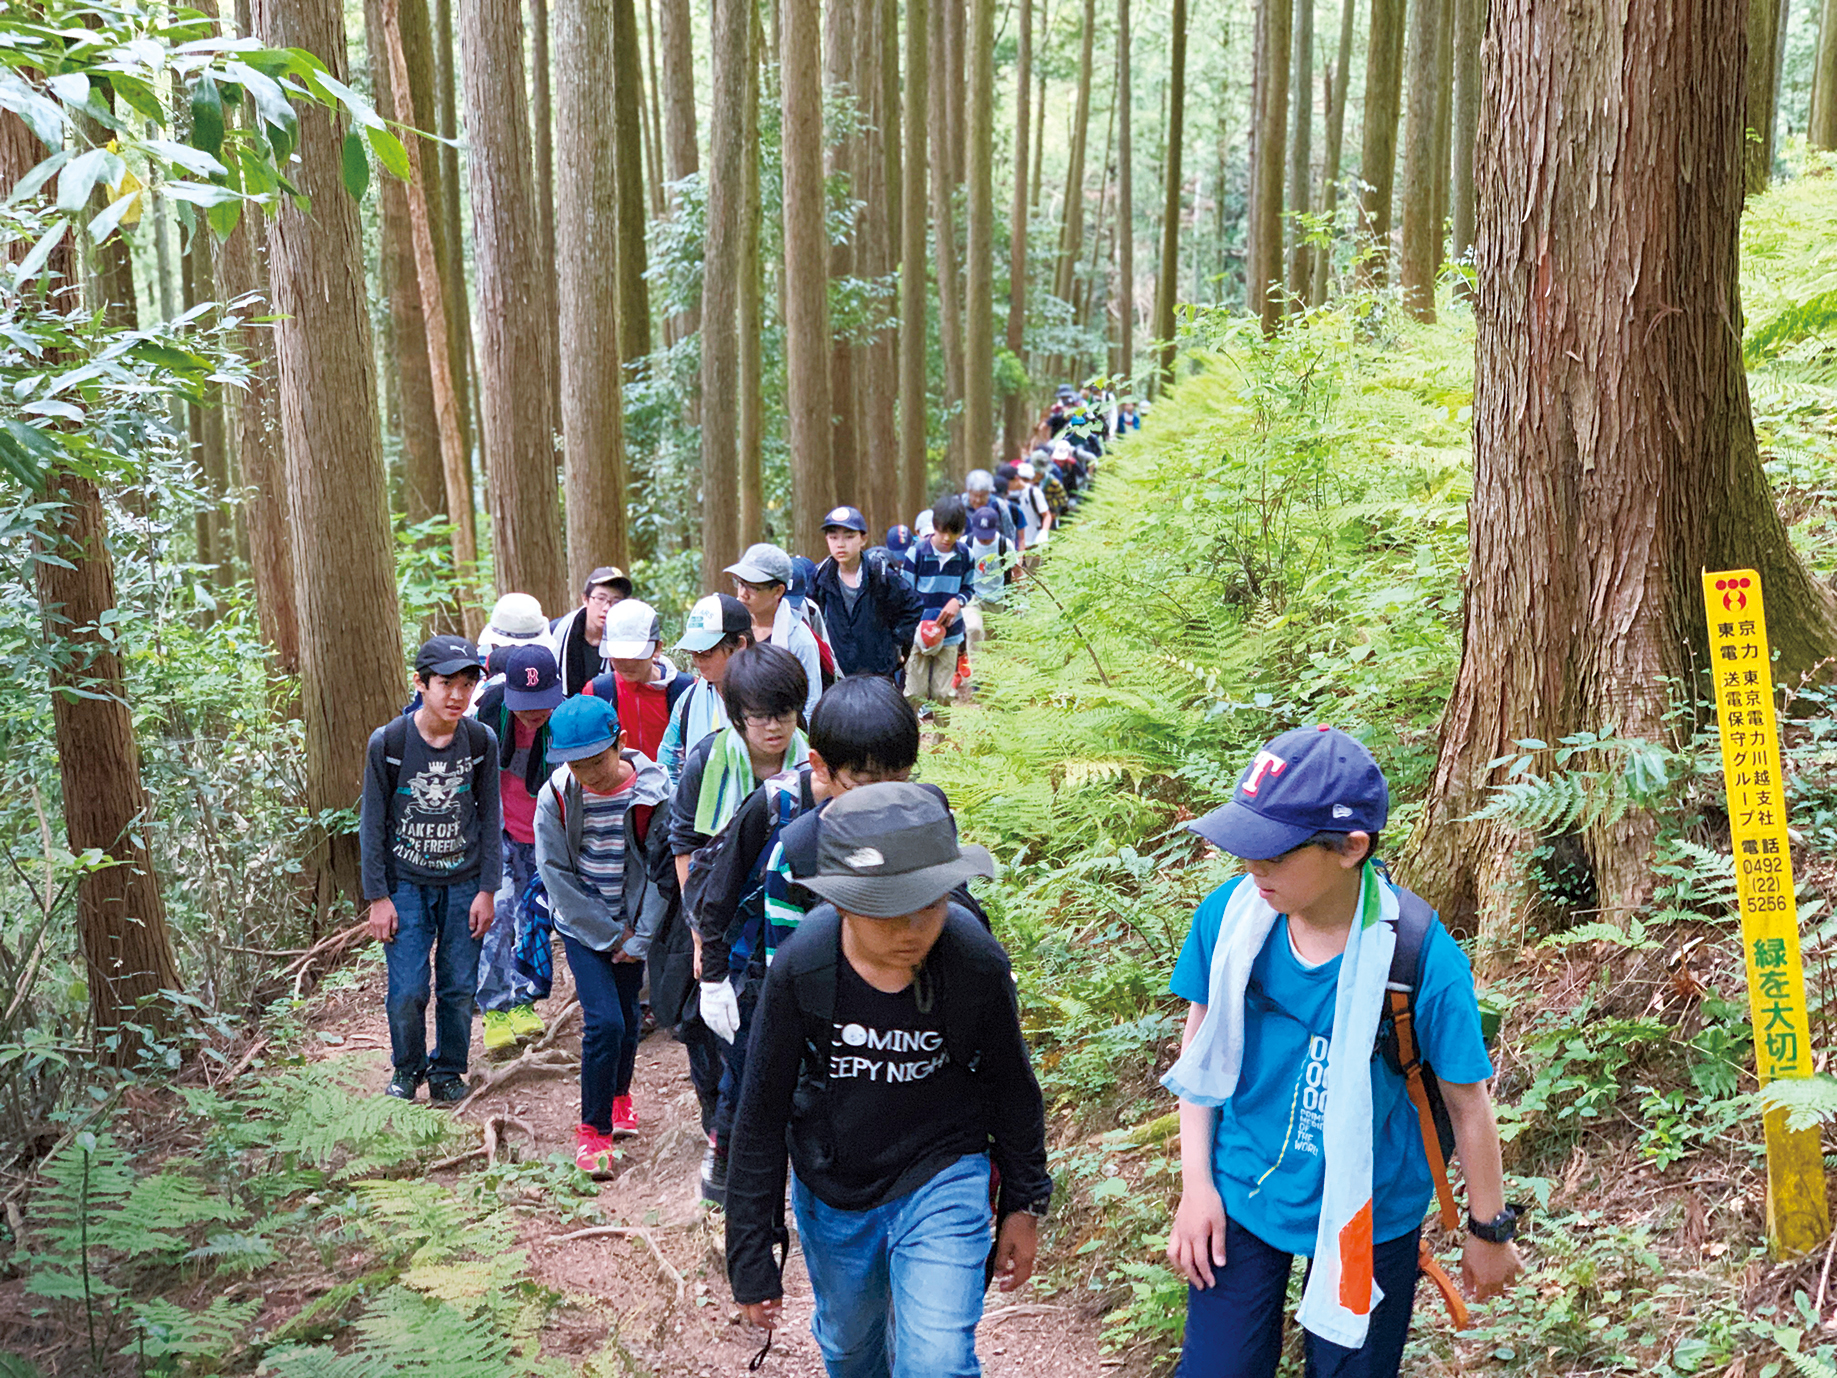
<box><xmin>1338</xmin><ymin>1201</ymin><xmax>1374</xmax><ymax>1314</ymax></box>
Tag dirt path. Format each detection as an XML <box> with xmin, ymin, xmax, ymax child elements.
<box><xmin>308</xmin><ymin>956</ymin><xmax>1127</xmax><ymax>1376</ymax></box>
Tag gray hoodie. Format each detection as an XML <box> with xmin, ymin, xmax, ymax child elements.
<box><xmin>533</xmin><ymin>752</ymin><xmax>673</xmax><ymax>956</ymax></box>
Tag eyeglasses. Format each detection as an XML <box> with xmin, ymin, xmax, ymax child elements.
<box><xmin>586</xmin><ymin>591</ymin><xmax>622</xmax><ymax>609</ymax></box>
<box><xmin>733</xmin><ymin>578</ymin><xmax>780</xmax><ymax>595</ymax></box>
<box><xmin>739</xmin><ymin>710</ymin><xmax>799</xmax><ymax>729</ymax></box>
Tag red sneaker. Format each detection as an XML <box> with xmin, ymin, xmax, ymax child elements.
<box><xmin>953</xmin><ymin>650</ymin><xmax>972</xmax><ymax>688</ymax></box>
<box><xmin>575</xmin><ymin>1123</ymin><xmax>617</xmax><ymax>1178</ymax></box>
<box><xmin>612</xmin><ymin>1094</ymin><xmax>639</xmax><ymax>1139</ymax></box>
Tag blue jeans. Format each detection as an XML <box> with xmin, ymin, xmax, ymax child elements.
<box><xmin>561</xmin><ymin>935</ymin><xmax>645</xmax><ymax>1134</ymax></box>
<box><xmin>384</xmin><ymin>881</ymin><xmax>483</xmax><ymax>1084</ymax></box>
<box><xmin>477</xmin><ymin>836</ymin><xmax>539</xmax><ymax>1012</ymax></box>
<box><xmin>1177</xmin><ymin>1216</ymin><xmax>1421</xmax><ymax>1378</ymax></box>
<box><xmin>793</xmin><ymin>1153</ymin><xmax>992</xmax><ymax>1378</ymax></box>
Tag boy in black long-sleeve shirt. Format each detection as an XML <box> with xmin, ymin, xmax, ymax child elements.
<box><xmin>725</xmin><ymin>783</ymin><xmax>1052</xmax><ymax>1377</ymax></box>
<box><xmin>359</xmin><ymin>636</ymin><xmax>502</xmax><ymax>1104</ymax></box>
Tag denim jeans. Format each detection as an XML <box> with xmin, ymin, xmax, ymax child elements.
<box><xmin>793</xmin><ymin>1152</ymin><xmax>993</xmax><ymax>1378</ymax></box>
<box><xmin>678</xmin><ymin>1016</ymin><xmax>723</xmax><ymax>1136</ymax></box>
<box><xmin>476</xmin><ymin>836</ymin><xmax>539</xmax><ymax>1012</ymax></box>
<box><xmin>711</xmin><ymin>972</ymin><xmax>762</xmax><ymax>1154</ymax></box>
<box><xmin>384</xmin><ymin>881</ymin><xmax>483</xmax><ymax>1084</ymax></box>
<box><xmin>1176</xmin><ymin>1216</ymin><xmax>1421</xmax><ymax>1378</ymax></box>
<box><xmin>561</xmin><ymin>934</ymin><xmax>645</xmax><ymax>1134</ymax></box>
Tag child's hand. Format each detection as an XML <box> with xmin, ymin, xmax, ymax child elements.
<box><xmin>1167</xmin><ymin>1185</ymin><xmax>1228</xmax><ymax>1289</ymax></box>
<box><xmin>740</xmin><ymin>1299</ymin><xmax>782</xmax><ymax>1330</ymax></box>
<box><xmin>467</xmin><ymin>891</ymin><xmax>495</xmax><ymax>940</ymax></box>
<box><xmin>367</xmin><ymin>897</ymin><xmax>398</xmax><ymax>944</ymax></box>
<box><xmin>992</xmin><ymin>1213</ymin><xmax>1039</xmax><ymax>1292</ymax></box>
<box><xmin>1461</xmin><ymin>1237</ymin><xmax>1523</xmax><ymax>1300</ymax></box>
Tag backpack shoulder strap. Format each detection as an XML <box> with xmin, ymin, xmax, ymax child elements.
<box><xmin>789</xmin><ymin>908</ymin><xmax>843</xmax><ymax>1086</ymax></box>
<box><xmin>1386</xmin><ymin>886</ymin><xmax>1459</xmax><ymax>1231</ymax></box>
<box><xmin>383</xmin><ymin>713</ymin><xmax>411</xmax><ymax>798</ymax></box>
<box><xmin>564</xmin><ymin>774</ymin><xmax>585</xmax><ymax>860</ymax></box>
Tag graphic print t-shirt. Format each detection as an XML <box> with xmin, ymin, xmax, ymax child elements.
<box><xmin>825</xmin><ymin>958</ymin><xmax>988</xmax><ymax>1207</ymax></box>
<box><xmin>390</xmin><ymin>720</ymin><xmax>485</xmax><ymax>885</ymax></box>
<box><xmin>1168</xmin><ymin>876</ymin><xmax>1493</xmax><ymax>1255</ymax></box>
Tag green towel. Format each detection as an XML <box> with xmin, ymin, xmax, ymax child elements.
<box><xmin>693</xmin><ymin>725</ymin><xmax>807</xmax><ymax>837</ymax></box>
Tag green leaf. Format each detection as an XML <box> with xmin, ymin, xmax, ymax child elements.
<box><xmin>44</xmin><ymin>73</ymin><xmax>89</xmax><ymax>108</ymax></box>
<box><xmin>0</xmin><ymin>420</ymin><xmax>63</xmax><ymax>490</ymax></box>
<box><xmin>190</xmin><ymin>73</ymin><xmax>225</xmax><ymax>160</ymax></box>
<box><xmin>54</xmin><ymin>148</ymin><xmax>108</xmax><ymax>214</ymax></box>
<box><xmin>7</xmin><ymin>150</ymin><xmax>71</xmax><ymax>205</ymax></box>
<box><xmin>366</xmin><ymin>125</ymin><xmax>411</xmax><ymax>180</ymax></box>
<box><xmin>11</xmin><ymin>219</ymin><xmax>68</xmax><ymax>287</ymax></box>
<box><xmin>86</xmin><ymin>190</ymin><xmax>139</xmax><ymax>243</ymax></box>
<box><xmin>108</xmin><ymin>73</ymin><xmax>165</xmax><ymax>124</ymax></box>
<box><xmin>206</xmin><ymin>196</ymin><xmax>242</xmax><ymax>240</ymax></box>
<box><xmin>0</xmin><ymin>72</ymin><xmax>67</xmax><ymax>149</ymax></box>
<box><xmin>340</xmin><ymin>129</ymin><xmax>369</xmax><ymax>200</ymax></box>
<box><xmin>141</xmin><ymin>138</ymin><xmax>228</xmax><ymax>181</ymax></box>
<box><xmin>163</xmin><ymin>181</ymin><xmax>242</xmax><ymax>208</ymax></box>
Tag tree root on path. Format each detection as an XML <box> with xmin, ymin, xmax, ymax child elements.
<box><xmin>982</xmin><ymin>1303</ymin><xmax>1067</xmax><ymax>1325</ymax></box>
<box><xmin>546</xmin><ymin>1224</ymin><xmax>686</xmax><ymax>1302</ymax></box>
<box><xmin>456</xmin><ymin>1001</ymin><xmax>582</xmax><ymax>1113</ymax></box>
<box><xmin>429</xmin><ymin>1114</ymin><xmax>536</xmax><ymax>1171</ymax></box>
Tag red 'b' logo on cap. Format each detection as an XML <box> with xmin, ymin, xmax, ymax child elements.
<box><xmin>525</xmin><ymin>667</ymin><xmax>540</xmax><ymax>688</ymax></box>
<box><xmin>1241</xmin><ymin>750</ymin><xmax>1288</xmax><ymax>797</ymax></box>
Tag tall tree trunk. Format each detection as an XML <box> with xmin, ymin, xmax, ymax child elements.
<box><xmin>463</xmin><ymin>0</ymin><xmax>568</xmax><ymax>610</ymax></box>
<box><xmin>612</xmin><ymin>0</ymin><xmax>653</xmax><ymax>365</ymax></box>
<box><xmin>1002</xmin><ymin>0</ymin><xmax>1032</xmax><ymax>453</ymax></box>
<box><xmin>900</xmin><ymin>0</ymin><xmax>932</xmax><ymax>520</ymax></box>
<box><xmin>642</xmin><ymin>0</ymin><xmax>669</xmax><ymax>217</ymax></box>
<box><xmin>1312</xmin><ymin>0</ymin><xmax>1354</xmax><ymax>304</ymax></box>
<box><xmin>434</xmin><ymin>0</ymin><xmax>476</xmax><ymax>491</ymax></box>
<box><xmin>930</xmin><ymin>0</ymin><xmax>966</xmax><ymax>477</ymax></box>
<box><xmin>1812</xmin><ymin>0</ymin><xmax>1837</xmax><ymax>148</ymax></box>
<box><xmin>1771</xmin><ymin>0</ymin><xmax>1791</xmax><ymax>167</ymax></box>
<box><xmin>945</xmin><ymin>0</ymin><xmax>967</xmax><ymax>190</ymax></box>
<box><xmin>3</xmin><ymin>115</ymin><xmax>183</xmax><ymax>1047</ymax></box>
<box><xmin>702</xmin><ymin>0</ymin><xmax>745</xmax><ymax>584</ymax></box>
<box><xmin>181</xmin><ymin>236</ymin><xmax>228</xmax><ymax>599</ymax></box>
<box><xmin>1448</xmin><ymin>0</ymin><xmax>1478</xmax><ymax>287</ymax></box>
<box><xmin>529</xmin><ymin>0</ymin><xmax>561</xmax><ymax>428</ymax></box>
<box><xmin>1032</xmin><ymin>59</ymin><xmax>1047</xmax><ymax>209</ymax></box>
<box><xmin>251</xmin><ymin>0</ymin><xmax>408</xmax><ymax>899</ymax></box>
<box><xmin>1745</xmin><ymin>0</ymin><xmax>1781</xmax><ymax>192</ymax></box>
<box><xmin>827</xmin><ymin>0</ymin><xmax>861</xmax><ymax>507</ymax></box>
<box><xmin>661</xmin><ymin>0</ymin><xmax>699</xmax><ymax>343</ymax></box>
<box><xmin>965</xmin><ymin>0</ymin><xmax>994</xmax><ymax>471</ymax></box>
<box><xmin>1397</xmin><ymin>0</ymin><xmax>1440</xmax><ymax>320</ymax></box>
<box><xmin>368</xmin><ymin>0</ymin><xmax>446</xmax><ymax>535</ymax></box>
<box><xmin>1356</xmin><ymin>0</ymin><xmax>1405</xmax><ymax>284</ymax></box>
<box><xmin>557</xmin><ymin>0</ymin><xmax>632</xmax><ymax>582</ymax></box>
<box><xmin>740</xmin><ymin>0</ymin><xmax>766</xmax><ymax>545</ymax></box>
<box><xmin>1249</xmin><ymin>0</ymin><xmax>1287</xmax><ymax>333</ymax></box>
<box><xmin>1114</xmin><ymin>0</ymin><xmax>1131</xmax><ymax>386</ymax></box>
<box><xmin>1154</xmin><ymin>0</ymin><xmax>1189</xmax><ymax>370</ymax></box>
<box><xmin>1430</xmin><ymin>0</ymin><xmax>1453</xmax><ymax>271</ymax></box>
<box><xmin>784</xmin><ymin>0</ymin><xmax>835</xmax><ymax>554</ymax></box>
<box><xmin>1285</xmin><ymin>0</ymin><xmax>1313</xmax><ymax>309</ymax></box>
<box><xmin>1407</xmin><ymin>0</ymin><xmax>1837</xmax><ymax>939</ymax></box>
<box><xmin>1056</xmin><ymin>0</ymin><xmax>1097</xmax><ymax>304</ymax></box>
<box><xmin>856</xmin><ymin>0</ymin><xmax>898</xmax><ymax>528</ymax></box>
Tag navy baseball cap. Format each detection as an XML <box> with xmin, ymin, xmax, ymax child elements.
<box><xmin>969</xmin><ymin>505</ymin><xmax>1001</xmax><ymax>538</ymax></box>
<box><xmin>547</xmin><ymin>694</ymin><xmax>621</xmax><ymax>763</ymax></box>
<box><xmin>503</xmin><ymin>643</ymin><xmax>563</xmax><ymax>711</ymax></box>
<box><xmin>415</xmin><ymin>635</ymin><xmax>484</xmax><ymax>678</ymax></box>
<box><xmin>1186</xmin><ymin>726</ymin><xmax>1389</xmax><ymax>859</ymax></box>
<box><xmin>823</xmin><ymin>505</ymin><xmax>868</xmax><ymax>533</ymax></box>
<box><xmin>886</xmin><ymin>524</ymin><xmax>914</xmax><ymax>554</ymax></box>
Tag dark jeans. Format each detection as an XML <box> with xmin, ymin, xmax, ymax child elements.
<box><xmin>384</xmin><ymin>881</ymin><xmax>483</xmax><ymax>1084</ymax></box>
<box><xmin>711</xmin><ymin>973</ymin><xmax>762</xmax><ymax>1154</ymax></box>
<box><xmin>679</xmin><ymin>1017</ymin><xmax>724</xmax><ymax>1136</ymax></box>
<box><xmin>1177</xmin><ymin>1217</ymin><xmax>1421</xmax><ymax>1378</ymax></box>
<box><xmin>562</xmin><ymin>934</ymin><xmax>645</xmax><ymax>1134</ymax></box>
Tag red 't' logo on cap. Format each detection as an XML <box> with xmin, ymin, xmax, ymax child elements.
<box><xmin>1241</xmin><ymin>751</ymin><xmax>1288</xmax><ymax>797</ymax></box>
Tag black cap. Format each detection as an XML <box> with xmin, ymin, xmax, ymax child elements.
<box><xmin>415</xmin><ymin>635</ymin><xmax>485</xmax><ymax>678</ymax></box>
<box><xmin>799</xmin><ymin>783</ymin><xmax>996</xmax><ymax>918</ymax></box>
<box><xmin>582</xmin><ymin>565</ymin><xmax>633</xmax><ymax>596</ymax></box>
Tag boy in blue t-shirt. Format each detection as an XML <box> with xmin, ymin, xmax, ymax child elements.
<box><xmin>1165</xmin><ymin>727</ymin><xmax>1521</xmax><ymax>1378</ymax></box>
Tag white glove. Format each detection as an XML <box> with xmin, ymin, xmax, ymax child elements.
<box><xmin>701</xmin><ymin>979</ymin><xmax>742</xmax><ymax>1044</ymax></box>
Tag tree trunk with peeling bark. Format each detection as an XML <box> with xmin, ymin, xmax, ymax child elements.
<box><xmin>1249</xmin><ymin>0</ymin><xmax>1286</xmax><ymax>333</ymax></box>
<box><xmin>1403</xmin><ymin>0</ymin><xmax>1837</xmax><ymax>941</ymax></box>
<box><xmin>1356</xmin><ymin>0</ymin><xmax>1405</xmax><ymax>284</ymax></box>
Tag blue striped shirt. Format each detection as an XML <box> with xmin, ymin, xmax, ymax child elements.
<box><xmin>901</xmin><ymin>537</ymin><xmax>977</xmax><ymax>647</ymax></box>
<box><xmin>574</xmin><ymin>780</ymin><xmax>631</xmax><ymax>924</ymax></box>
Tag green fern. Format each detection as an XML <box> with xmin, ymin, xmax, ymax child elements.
<box><xmin>199</xmin><ymin>1064</ymin><xmax>463</xmax><ymax>1181</ymax></box>
<box><xmin>125</xmin><ymin>1294</ymin><xmax>260</xmax><ymax>1365</ymax></box>
<box><xmin>1757</xmin><ymin>1074</ymin><xmax>1837</xmax><ymax>1133</ymax></box>
<box><xmin>1464</xmin><ymin>770</ymin><xmax>1635</xmax><ymax>832</ymax></box>
<box><xmin>1783</xmin><ymin>1346</ymin><xmax>1837</xmax><ymax>1378</ymax></box>
<box><xmin>1745</xmin><ymin>288</ymin><xmax>1837</xmax><ymax>363</ymax></box>
<box><xmin>264</xmin><ymin>1288</ymin><xmax>520</xmax><ymax>1378</ymax></box>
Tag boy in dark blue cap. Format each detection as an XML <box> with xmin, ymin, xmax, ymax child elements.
<box><xmin>813</xmin><ymin>504</ymin><xmax>924</xmax><ymax>679</ymax></box>
<box><xmin>361</xmin><ymin>636</ymin><xmax>503</xmax><ymax>1103</ymax></box>
<box><xmin>1162</xmin><ymin>727</ymin><xmax>1520</xmax><ymax>1378</ymax></box>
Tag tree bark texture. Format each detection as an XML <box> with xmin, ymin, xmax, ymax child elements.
<box><xmin>182</xmin><ymin>235</ymin><xmax>229</xmax><ymax>597</ymax></box>
<box><xmin>660</xmin><ymin>0</ymin><xmax>699</xmax><ymax>344</ymax></box>
<box><xmin>855</xmin><ymin>0</ymin><xmax>898</xmax><ymax>529</ymax></box>
<box><xmin>1113</xmin><ymin>0</ymin><xmax>1131</xmax><ymax>387</ymax></box>
<box><xmin>462</xmin><ymin>0</ymin><xmax>568</xmax><ymax>611</ymax></box>
<box><xmin>1745</xmin><ymin>0</ymin><xmax>1780</xmax><ymax>193</ymax></box>
<box><xmin>433</xmin><ymin>0</ymin><xmax>475</xmax><ymax>481</ymax></box>
<box><xmin>1449</xmin><ymin>0</ymin><xmax>1479</xmax><ymax>283</ymax></box>
<box><xmin>1285</xmin><ymin>0</ymin><xmax>1313</xmax><ymax>310</ymax></box>
<box><xmin>1056</xmin><ymin>0</ymin><xmax>1097</xmax><ymax>305</ymax></box>
<box><xmin>1313</xmin><ymin>0</ymin><xmax>1355</xmax><ymax>304</ymax></box>
<box><xmin>945</xmin><ymin>0</ymin><xmax>966</xmax><ymax>190</ymax></box>
<box><xmin>739</xmin><ymin>0</ymin><xmax>766</xmax><ymax>546</ymax></box>
<box><xmin>1397</xmin><ymin>0</ymin><xmax>1442</xmax><ymax>320</ymax></box>
<box><xmin>1430</xmin><ymin>0</ymin><xmax>1454</xmax><ymax>266</ymax></box>
<box><xmin>557</xmin><ymin>0</ymin><xmax>632</xmax><ymax>583</ymax></box>
<box><xmin>1406</xmin><ymin>0</ymin><xmax>1837</xmax><ymax>938</ymax></box>
<box><xmin>900</xmin><ymin>0</ymin><xmax>932</xmax><ymax>520</ymax></box>
<box><xmin>701</xmin><ymin>0</ymin><xmax>745</xmax><ymax>585</ymax></box>
<box><xmin>529</xmin><ymin>0</ymin><xmax>562</xmax><ymax>430</ymax></box>
<box><xmin>1249</xmin><ymin>0</ymin><xmax>1287</xmax><ymax>333</ymax></box>
<box><xmin>827</xmin><ymin>0</ymin><xmax>860</xmax><ymax>508</ymax></box>
<box><xmin>1812</xmin><ymin>0</ymin><xmax>1837</xmax><ymax>148</ymax></box>
<box><xmin>252</xmin><ymin>0</ymin><xmax>408</xmax><ymax>898</ymax></box>
<box><xmin>1154</xmin><ymin>0</ymin><xmax>1189</xmax><ymax>369</ymax></box>
<box><xmin>965</xmin><ymin>0</ymin><xmax>995</xmax><ymax>471</ymax></box>
<box><xmin>930</xmin><ymin>0</ymin><xmax>966</xmax><ymax>477</ymax></box>
<box><xmin>642</xmin><ymin>0</ymin><xmax>668</xmax><ymax>217</ymax></box>
<box><xmin>784</xmin><ymin>0</ymin><xmax>835</xmax><ymax>555</ymax></box>
<box><xmin>1356</xmin><ymin>0</ymin><xmax>1405</xmax><ymax>284</ymax></box>
<box><xmin>612</xmin><ymin>0</ymin><xmax>653</xmax><ymax>364</ymax></box>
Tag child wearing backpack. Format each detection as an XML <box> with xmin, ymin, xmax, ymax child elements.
<box><xmin>535</xmin><ymin>695</ymin><xmax>674</xmax><ymax>1173</ymax></box>
<box><xmin>691</xmin><ymin>676</ymin><xmax>922</xmax><ymax>1205</ymax></box>
<box><xmin>361</xmin><ymin>637</ymin><xmax>502</xmax><ymax>1104</ymax></box>
<box><xmin>1163</xmin><ymin>727</ymin><xmax>1522</xmax><ymax>1378</ymax></box>
<box><xmin>725</xmin><ymin>783</ymin><xmax>1053</xmax><ymax>1377</ymax></box>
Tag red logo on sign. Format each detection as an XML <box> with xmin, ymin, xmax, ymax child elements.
<box><xmin>1714</xmin><ymin>576</ymin><xmax>1753</xmax><ymax>612</ymax></box>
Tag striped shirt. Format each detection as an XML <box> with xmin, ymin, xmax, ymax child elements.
<box><xmin>574</xmin><ymin>777</ymin><xmax>634</xmax><ymax>924</ymax></box>
<box><xmin>901</xmin><ymin>537</ymin><xmax>978</xmax><ymax>647</ymax></box>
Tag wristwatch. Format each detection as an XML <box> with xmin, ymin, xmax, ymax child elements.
<box><xmin>1467</xmin><ymin>1203</ymin><xmax>1525</xmax><ymax>1244</ymax></box>
<box><xmin>1015</xmin><ymin>1196</ymin><xmax>1052</xmax><ymax>1220</ymax></box>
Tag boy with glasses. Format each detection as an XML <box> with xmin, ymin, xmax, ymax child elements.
<box><xmin>550</xmin><ymin>566</ymin><xmax>634</xmax><ymax>697</ymax></box>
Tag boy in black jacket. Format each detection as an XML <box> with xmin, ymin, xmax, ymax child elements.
<box><xmin>812</xmin><ymin>505</ymin><xmax>923</xmax><ymax>679</ymax></box>
<box><xmin>726</xmin><ymin>783</ymin><xmax>1052</xmax><ymax>1378</ymax></box>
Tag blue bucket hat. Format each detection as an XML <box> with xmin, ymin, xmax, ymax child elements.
<box><xmin>546</xmin><ymin>694</ymin><xmax>622</xmax><ymax>763</ymax></box>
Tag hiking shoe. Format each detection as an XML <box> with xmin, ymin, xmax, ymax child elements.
<box><xmin>701</xmin><ymin>1138</ymin><xmax>728</xmax><ymax>1207</ymax></box>
<box><xmin>427</xmin><ymin>1076</ymin><xmax>467</xmax><ymax>1106</ymax></box>
<box><xmin>612</xmin><ymin>1094</ymin><xmax>639</xmax><ymax>1139</ymax></box>
<box><xmin>506</xmin><ymin>1003</ymin><xmax>545</xmax><ymax>1042</ymax></box>
<box><xmin>576</xmin><ymin>1124</ymin><xmax>618</xmax><ymax>1178</ymax></box>
<box><xmin>953</xmin><ymin>651</ymin><xmax>972</xmax><ymax>688</ymax></box>
<box><xmin>482</xmin><ymin>1009</ymin><xmax>518</xmax><ymax>1056</ymax></box>
<box><xmin>385</xmin><ymin>1071</ymin><xmax>420</xmax><ymax>1101</ymax></box>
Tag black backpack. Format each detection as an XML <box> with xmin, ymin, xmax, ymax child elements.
<box><xmin>381</xmin><ymin>712</ymin><xmax>493</xmax><ymax>800</ymax></box>
<box><xmin>1373</xmin><ymin>888</ymin><xmax>1458</xmax><ymax>1231</ymax></box>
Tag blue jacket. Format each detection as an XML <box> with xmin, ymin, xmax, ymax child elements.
<box><xmin>810</xmin><ymin>555</ymin><xmax>923</xmax><ymax>677</ymax></box>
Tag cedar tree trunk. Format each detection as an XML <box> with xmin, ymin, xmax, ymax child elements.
<box><xmin>784</xmin><ymin>0</ymin><xmax>836</xmax><ymax>554</ymax></box>
<box><xmin>1356</xmin><ymin>0</ymin><xmax>1405</xmax><ymax>284</ymax></box>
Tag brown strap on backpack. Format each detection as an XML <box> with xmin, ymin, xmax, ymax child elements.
<box><xmin>1388</xmin><ymin>988</ymin><xmax>1460</xmax><ymax>1232</ymax></box>
<box><xmin>1417</xmin><ymin>1239</ymin><xmax>1470</xmax><ymax>1330</ymax></box>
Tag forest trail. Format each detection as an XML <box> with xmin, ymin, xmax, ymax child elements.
<box><xmin>303</xmin><ymin>956</ymin><xmax>1127</xmax><ymax>1376</ymax></box>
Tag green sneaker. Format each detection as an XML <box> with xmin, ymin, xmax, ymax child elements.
<box><xmin>506</xmin><ymin>1003</ymin><xmax>545</xmax><ymax>1043</ymax></box>
<box><xmin>482</xmin><ymin>1008</ymin><xmax>518</xmax><ymax>1057</ymax></box>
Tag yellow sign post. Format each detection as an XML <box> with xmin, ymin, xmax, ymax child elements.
<box><xmin>1703</xmin><ymin>568</ymin><xmax>1829</xmax><ymax>1257</ymax></box>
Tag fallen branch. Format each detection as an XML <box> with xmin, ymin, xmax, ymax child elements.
<box><xmin>983</xmin><ymin>1303</ymin><xmax>1068</xmax><ymax>1325</ymax></box>
<box><xmin>546</xmin><ymin>1225</ymin><xmax>685</xmax><ymax>1302</ymax></box>
<box><xmin>285</xmin><ymin>919</ymin><xmax>371</xmax><ymax>1000</ymax></box>
<box><xmin>429</xmin><ymin>1114</ymin><xmax>535</xmax><ymax>1171</ymax></box>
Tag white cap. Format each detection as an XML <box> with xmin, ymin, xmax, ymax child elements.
<box><xmin>915</xmin><ymin>508</ymin><xmax>935</xmax><ymax>538</ymax></box>
<box><xmin>478</xmin><ymin>591</ymin><xmax>547</xmax><ymax>655</ymax></box>
<box><xmin>1017</xmin><ymin>462</ymin><xmax>1037</xmax><ymax>481</ymax></box>
<box><xmin>601</xmin><ymin>599</ymin><xmax>662</xmax><ymax>659</ymax></box>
